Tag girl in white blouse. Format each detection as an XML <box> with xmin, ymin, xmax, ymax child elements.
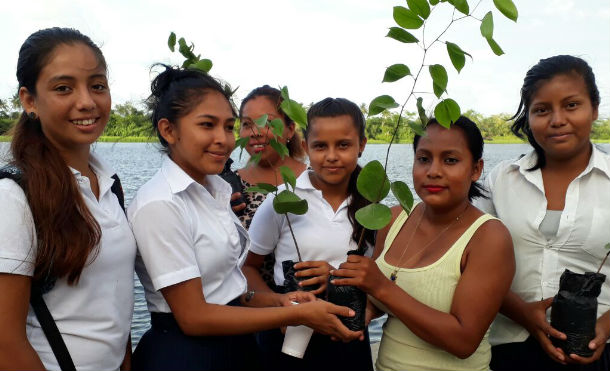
<box><xmin>128</xmin><ymin>66</ymin><xmax>361</xmax><ymax>371</ymax></box>
<box><xmin>477</xmin><ymin>55</ymin><xmax>610</xmax><ymax>371</ymax></box>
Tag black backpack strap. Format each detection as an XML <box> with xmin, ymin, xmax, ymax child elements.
<box><xmin>1</xmin><ymin>165</ymin><xmax>75</xmax><ymax>370</ymax></box>
<box><xmin>110</xmin><ymin>173</ymin><xmax>126</xmax><ymax>213</ymax></box>
<box><xmin>30</xmin><ymin>286</ymin><xmax>76</xmax><ymax>371</ymax></box>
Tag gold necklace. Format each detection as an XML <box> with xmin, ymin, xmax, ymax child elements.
<box><xmin>390</xmin><ymin>203</ymin><xmax>470</xmax><ymax>282</ymax></box>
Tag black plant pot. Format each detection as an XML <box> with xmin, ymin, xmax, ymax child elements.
<box><xmin>550</xmin><ymin>269</ymin><xmax>606</xmax><ymax>357</ymax></box>
<box><xmin>326</xmin><ymin>250</ymin><xmax>367</xmax><ymax>332</ymax></box>
<box><xmin>281</xmin><ymin>260</ymin><xmax>321</xmax><ymax>293</ymax></box>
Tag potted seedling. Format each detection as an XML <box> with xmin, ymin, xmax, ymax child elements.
<box><xmin>550</xmin><ymin>243</ymin><xmax>609</xmax><ymax>356</ymax></box>
<box><xmin>327</xmin><ymin>0</ymin><xmax>519</xmax><ymax>332</ymax></box>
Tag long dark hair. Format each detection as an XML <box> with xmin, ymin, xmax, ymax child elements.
<box><xmin>510</xmin><ymin>55</ymin><xmax>600</xmax><ymax>170</ymax></box>
<box><xmin>11</xmin><ymin>27</ymin><xmax>106</xmax><ymax>284</ymax></box>
<box><xmin>148</xmin><ymin>64</ymin><xmax>236</xmax><ymax>150</ymax></box>
<box><xmin>239</xmin><ymin>85</ymin><xmax>305</xmax><ymax>160</ymax></box>
<box><xmin>413</xmin><ymin>116</ymin><xmax>487</xmax><ymax>201</ymax></box>
<box><xmin>305</xmin><ymin>97</ymin><xmax>374</xmax><ymax>246</ymax></box>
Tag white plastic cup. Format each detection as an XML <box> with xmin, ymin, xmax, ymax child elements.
<box><xmin>281</xmin><ymin>325</ymin><xmax>314</xmax><ymax>359</ymax></box>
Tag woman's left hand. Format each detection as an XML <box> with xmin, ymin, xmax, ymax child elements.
<box><xmin>294</xmin><ymin>260</ymin><xmax>332</xmax><ymax>295</ymax></box>
<box><xmin>567</xmin><ymin>311</ymin><xmax>610</xmax><ymax>364</ymax></box>
<box><xmin>330</xmin><ymin>255</ymin><xmax>387</xmax><ymax>296</ymax></box>
<box><xmin>279</xmin><ymin>291</ymin><xmax>317</xmax><ymax>307</ymax></box>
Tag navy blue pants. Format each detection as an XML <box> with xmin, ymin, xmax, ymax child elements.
<box><xmin>491</xmin><ymin>336</ymin><xmax>610</xmax><ymax>371</ymax></box>
<box><xmin>255</xmin><ymin>327</ymin><xmax>374</xmax><ymax>371</ymax></box>
<box><xmin>133</xmin><ymin>300</ymin><xmax>261</xmax><ymax>371</ymax></box>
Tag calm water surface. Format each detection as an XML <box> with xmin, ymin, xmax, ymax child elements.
<box><xmin>2</xmin><ymin>142</ymin><xmax>608</xmax><ymax>346</ymax></box>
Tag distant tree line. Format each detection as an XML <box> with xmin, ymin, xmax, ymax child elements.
<box><xmin>1</xmin><ymin>97</ymin><xmax>608</xmax><ymax>141</ymax></box>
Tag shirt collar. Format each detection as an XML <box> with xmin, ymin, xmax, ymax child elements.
<box><xmin>69</xmin><ymin>152</ymin><xmax>117</xmax><ymax>197</ymax></box>
<box><xmin>295</xmin><ymin>170</ymin><xmax>316</xmax><ymax>191</ymax></box>
<box><xmin>589</xmin><ymin>144</ymin><xmax>610</xmax><ymax>180</ymax></box>
<box><xmin>161</xmin><ymin>155</ymin><xmax>232</xmax><ymax>197</ymax></box>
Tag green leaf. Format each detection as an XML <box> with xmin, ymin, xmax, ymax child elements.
<box><xmin>486</xmin><ymin>37</ymin><xmax>505</xmax><ymax>56</ymax></box>
<box><xmin>416</xmin><ymin>97</ymin><xmax>428</xmax><ymax>127</ymax></box>
<box><xmin>168</xmin><ymin>32</ymin><xmax>176</xmax><ymax>52</ymax></box>
<box><xmin>493</xmin><ymin>0</ymin><xmax>518</xmax><ymax>22</ymax></box>
<box><xmin>235</xmin><ymin>136</ymin><xmax>249</xmax><ymax>149</ymax></box>
<box><xmin>254</xmin><ymin>114</ymin><xmax>268</xmax><ymax>128</ymax></box>
<box><xmin>393</xmin><ymin>6</ymin><xmax>424</xmax><ymax>29</ymax></box>
<box><xmin>245</xmin><ymin>183</ymin><xmax>278</xmax><ymax>195</ymax></box>
<box><xmin>408</xmin><ymin>120</ymin><xmax>426</xmax><ymax>136</ymax></box>
<box><xmin>357</xmin><ymin>160</ymin><xmax>390</xmax><ymax>203</ymax></box>
<box><xmin>434</xmin><ymin>99</ymin><xmax>461</xmax><ymax>128</ymax></box>
<box><xmin>386</xmin><ymin>27</ymin><xmax>419</xmax><ymax>43</ymax></box>
<box><xmin>269</xmin><ymin>138</ymin><xmax>289</xmax><ymax>159</ymax></box>
<box><xmin>452</xmin><ymin>0</ymin><xmax>469</xmax><ymax>15</ymax></box>
<box><xmin>446</xmin><ymin>42</ymin><xmax>471</xmax><ymax>73</ymax></box>
<box><xmin>279</xmin><ymin>166</ymin><xmax>297</xmax><ymax>190</ymax></box>
<box><xmin>430</xmin><ymin>0</ymin><xmax>440</xmax><ymax>4</ymax></box>
<box><xmin>407</xmin><ymin>0</ymin><xmax>430</xmax><ymax>19</ymax></box>
<box><xmin>269</xmin><ymin>118</ymin><xmax>285</xmax><ymax>137</ymax></box>
<box><xmin>369</xmin><ymin>95</ymin><xmax>399</xmax><ymax>116</ymax></box>
<box><xmin>273</xmin><ymin>190</ymin><xmax>308</xmax><ymax>215</ymax></box>
<box><xmin>280</xmin><ymin>99</ymin><xmax>308</xmax><ymax>130</ymax></box>
<box><xmin>382</xmin><ymin>64</ymin><xmax>411</xmax><ymax>83</ymax></box>
<box><xmin>355</xmin><ymin>204</ymin><xmax>392</xmax><ymax>230</ymax></box>
<box><xmin>480</xmin><ymin>11</ymin><xmax>494</xmax><ymax>39</ymax></box>
<box><xmin>191</xmin><ymin>59</ymin><xmax>213</xmax><ymax>73</ymax></box>
<box><xmin>391</xmin><ymin>181</ymin><xmax>414</xmax><ymax>214</ymax></box>
<box><xmin>604</xmin><ymin>243</ymin><xmax>610</xmax><ymax>250</ymax></box>
<box><xmin>429</xmin><ymin>64</ymin><xmax>448</xmax><ymax>98</ymax></box>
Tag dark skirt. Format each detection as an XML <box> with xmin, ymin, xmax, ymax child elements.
<box><xmin>132</xmin><ymin>299</ymin><xmax>261</xmax><ymax>371</ymax></box>
<box><xmin>255</xmin><ymin>326</ymin><xmax>374</xmax><ymax>371</ymax></box>
<box><xmin>491</xmin><ymin>336</ymin><xmax>610</xmax><ymax>371</ymax></box>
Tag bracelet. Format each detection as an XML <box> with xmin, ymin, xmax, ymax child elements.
<box><xmin>244</xmin><ymin>289</ymin><xmax>255</xmax><ymax>303</ymax></box>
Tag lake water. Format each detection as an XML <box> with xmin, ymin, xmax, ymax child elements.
<box><xmin>2</xmin><ymin>142</ymin><xmax>609</xmax><ymax>346</ymax></box>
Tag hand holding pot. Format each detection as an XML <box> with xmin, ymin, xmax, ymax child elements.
<box><xmin>330</xmin><ymin>254</ymin><xmax>387</xmax><ymax>296</ymax></box>
<box><xmin>523</xmin><ymin>297</ymin><xmax>568</xmax><ymax>364</ymax></box>
<box><xmin>295</xmin><ymin>299</ymin><xmax>363</xmax><ymax>342</ymax></box>
<box><xmin>294</xmin><ymin>260</ymin><xmax>332</xmax><ymax>295</ymax></box>
<box><xmin>567</xmin><ymin>311</ymin><xmax>610</xmax><ymax>364</ymax></box>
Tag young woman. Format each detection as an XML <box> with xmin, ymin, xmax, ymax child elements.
<box><xmin>331</xmin><ymin>117</ymin><xmax>515</xmax><ymax>371</ymax></box>
<box><xmin>128</xmin><ymin>67</ymin><xmax>361</xmax><ymax>371</ymax></box>
<box><xmin>0</xmin><ymin>28</ymin><xmax>136</xmax><ymax>370</ymax></box>
<box><xmin>477</xmin><ymin>55</ymin><xmax>610</xmax><ymax>371</ymax></box>
<box><xmin>243</xmin><ymin>97</ymin><xmax>375</xmax><ymax>371</ymax></box>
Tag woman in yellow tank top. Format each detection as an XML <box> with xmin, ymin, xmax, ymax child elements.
<box><xmin>331</xmin><ymin>116</ymin><xmax>515</xmax><ymax>371</ymax></box>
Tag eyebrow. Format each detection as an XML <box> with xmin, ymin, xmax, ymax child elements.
<box><xmin>48</xmin><ymin>74</ymin><xmax>108</xmax><ymax>83</ymax></box>
<box><xmin>196</xmin><ymin>114</ymin><xmax>236</xmax><ymax>123</ymax></box>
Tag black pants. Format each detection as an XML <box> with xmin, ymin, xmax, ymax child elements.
<box><xmin>491</xmin><ymin>336</ymin><xmax>610</xmax><ymax>371</ymax></box>
<box><xmin>255</xmin><ymin>327</ymin><xmax>374</xmax><ymax>371</ymax></box>
<box><xmin>132</xmin><ymin>300</ymin><xmax>261</xmax><ymax>371</ymax></box>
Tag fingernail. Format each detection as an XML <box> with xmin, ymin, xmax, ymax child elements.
<box><xmin>349</xmin><ymin>309</ymin><xmax>355</xmax><ymax>316</ymax></box>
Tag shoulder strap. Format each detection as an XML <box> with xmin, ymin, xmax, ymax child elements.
<box><xmin>1</xmin><ymin>165</ymin><xmax>76</xmax><ymax>370</ymax></box>
<box><xmin>30</xmin><ymin>286</ymin><xmax>76</xmax><ymax>371</ymax></box>
<box><xmin>110</xmin><ymin>173</ymin><xmax>126</xmax><ymax>213</ymax></box>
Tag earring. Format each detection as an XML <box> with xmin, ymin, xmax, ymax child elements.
<box><xmin>358</xmin><ymin>152</ymin><xmax>362</xmax><ymax>158</ymax></box>
<box><xmin>28</xmin><ymin>112</ymin><xmax>37</xmax><ymax>120</ymax></box>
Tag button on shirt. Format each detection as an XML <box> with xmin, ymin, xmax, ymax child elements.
<box><xmin>475</xmin><ymin>145</ymin><xmax>610</xmax><ymax>345</ymax></box>
<box><xmin>248</xmin><ymin>171</ymin><xmax>370</xmax><ymax>287</ymax></box>
<box><xmin>128</xmin><ymin>156</ymin><xmax>248</xmax><ymax>313</ymax></box>
<box><xmin>0</xmin><ymin>154</ymin><xmax>136</xmax><ymax>371</ymax></box>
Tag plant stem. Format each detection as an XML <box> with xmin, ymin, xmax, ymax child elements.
<box><xmin>285</xmin><ymin>213</ymin><xmax>303</xmax><ymax>262</ymax></box>
<box><xmin>356</xmin><ymin>227</ymin><xmax>366</xmax><ymax>255</ymax></box>
<box><xmin>597</xmin><ymin>249</ymin><xmax>610</xmax><ymax>274</ymax></box>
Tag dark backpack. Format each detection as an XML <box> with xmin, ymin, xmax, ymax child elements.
<box><xmin>0</xmin><ymin>165</ymin><xmax>126</xmax><ymax>371</ymax></box>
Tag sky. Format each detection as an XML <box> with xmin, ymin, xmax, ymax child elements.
<box><xmin>1</xmin><ymin>0</ymin><xmax>609</xmax><ymax>118</ymax></box>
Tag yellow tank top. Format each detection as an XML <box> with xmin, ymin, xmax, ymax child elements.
<box><xmin>373</xmin><ymin>210</ymin><xmax>496</xmax><ymax>371</ymax></box>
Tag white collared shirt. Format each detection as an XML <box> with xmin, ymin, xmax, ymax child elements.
<box><xmin>248</xmin><ymin>170</ymin><xmax>370</xmax><ymax>287</ymax></box>
<box><xmin>128</xmin><ymin>156</ymin><xmax>248</xmax><ymax>313</ymax></box>
<box><xmin>476</xmin><ymin>145</ymin><xmax>610</xmax><ymax>345</ymax></box>
<box><xmin>0</xmin><ymin>153</ymin><xmax>136</xmax><ymax>371</ymax></box>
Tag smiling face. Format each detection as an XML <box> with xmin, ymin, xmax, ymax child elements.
<box><xmin>528</xmin><ymin>73</ymin><xmax>598</xmax><ymax>161</ymax></box>
<box><xmin>160</xmin><ymin>90</ymin><xmax>236</xmax><ymax>184</ymax></box>
<box><xmin>413</xmin><ymin>124</ymin><xmax>482</xmax><ymax>209</ymax></box>
<box><xmin>20</xmin><ymin>43</ymin><xmax>110</xmax><ymax>158</ymax></box>
<box><xmin>239</xmin><ymin>95</ymin><xmax>295</xmax><ymax>164</ymax></box>
<box><xmin>305</xmin><ymin>114</ymin><xmax>366</xmax><ymax>192</ymax></box>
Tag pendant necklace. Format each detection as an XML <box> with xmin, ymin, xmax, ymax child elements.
<box><xmin>390</xmin><ymin>203</ymin><xmax>470</xmax><ymax>282</ymax></box>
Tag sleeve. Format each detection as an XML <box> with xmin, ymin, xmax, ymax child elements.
<box><xmin>0</xmin><ymin>179</ymin><xmax>37</xmax><ymax>276</ymax></box>
<box><xmin>248</xmin><ymin>193</ymin><xmax>283</xmax><ymax>256</ymax></box>
<box><xmin>129</xmin><ymin>199</ymin><xmax>201</xmax><ymax>291</ymax></box>
<box><xmin>474</xmin><ymin>164</ymin><xmax>500</xmax><ymax>216</ymax></box>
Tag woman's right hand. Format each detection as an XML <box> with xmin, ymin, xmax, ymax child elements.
<box><xmin>230</xmin><ymin>192</ymin><xmax>246</xmax><ymax>213</ymax></box>
<box><xmin>522</xmin><ymin>297</ymin><xmax>568</xmax><ymax>364</ymax></box>
<box><xmin>296</xmin><ymin>300</ymin><xmax>363</xmax><ymax>342</ymax></box>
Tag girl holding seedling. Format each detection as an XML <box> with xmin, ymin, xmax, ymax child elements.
<box><xmin>477</xmin><ymin>55</ymin><xmax>610</xmax><ymax>371</ymax></box>
<box><xmin>128</xmin><ymin>66</ymin><xmax>361</xmax><ymax>370</ymax></box>
<box><xmin>0</xmin><ymin>28</ymin><xmax>136</xmax><ymax>370</ymax></box>
<box><xmin>331</xmin><ymin>116</ymin><xmax>515</xmax><ymax>371</ymax></box>
<box><xmin>243</xmin><ymin>97</ymin><xmax>375</xmax><ymax>371</ymax></box>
